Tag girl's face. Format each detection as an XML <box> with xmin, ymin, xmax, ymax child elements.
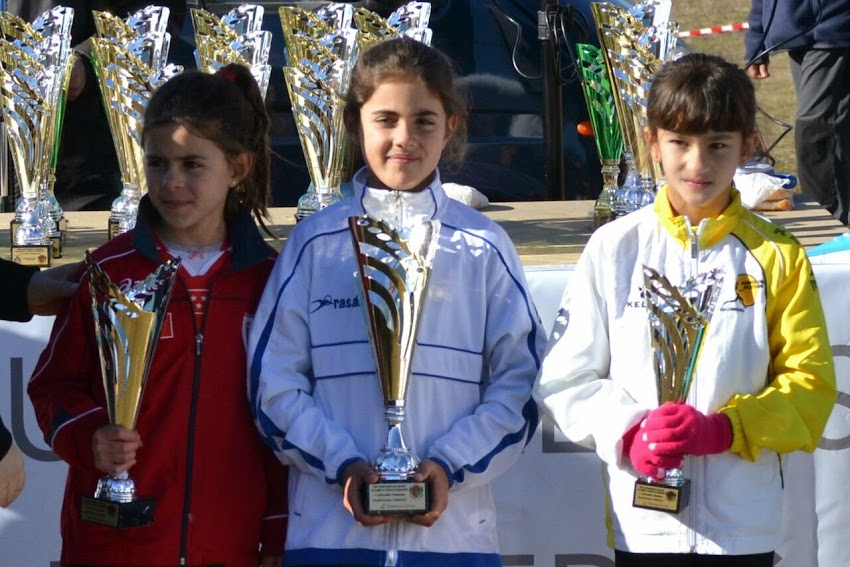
<box><xmin>648</xmin><ymin>128</ymin><xmax>755</xmax><ymax>223</ymax></box>
<box><xmin>359</xmin><ymin>79</ymin><xmax>456</xmax><ymax>191</ymax></box>
<box><xmin>144</xmin><ymin>123</ymin><xmax>250</xmax><ymax>246</ymax></box>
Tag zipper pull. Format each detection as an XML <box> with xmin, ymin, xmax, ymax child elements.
<box><xmin>195</xmin><ymin>333</ymin><xmax>203</xmax><ymax>356</ymax></box>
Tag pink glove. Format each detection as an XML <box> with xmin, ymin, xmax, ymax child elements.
<box><xmin>642</xmin><ymin>402</ymin><xmax>733</xmax><ymax>457</ymax></box>
<box><xmin>622</xmin><ymin>421</ymin><xmax>683</xmax><ymax>481</ymax></box>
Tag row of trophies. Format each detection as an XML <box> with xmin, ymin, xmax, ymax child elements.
<box><xmin>578</xmin><ymin>0</ymin><xmax>681</xmax><ymax>228</ymax></box>
<box><xmin>0</xmin><ymin>2</ymin><xmax>433</xmax><ymax>266</ymax></box>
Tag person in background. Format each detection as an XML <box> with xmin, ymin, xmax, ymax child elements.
<box><xmin>534</xmin><ymin>53</ymin><xmax>836</xmax><ymax>567</ymax></box>
<box><xmin>0</xmin><ymin>258</ymin><xmax>78</xmax><ymax>508</ymax></box>
<box><xmin>745</xmin><ymin>0</ymin><xmax>850</xmax><ymax>226</ymax></box>
<box><xmin>28</xmin><ymin>64</ymin><xmax>286</xmax><ymax>567</ymax></box>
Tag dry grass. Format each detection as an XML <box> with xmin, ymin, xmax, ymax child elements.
<box><xmin>670</xmin><ymin>3</ymin><xmax>798</xmax><ymax>176</ymax></box>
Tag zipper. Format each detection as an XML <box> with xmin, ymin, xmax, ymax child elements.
<box><xmin>385</xmin><ymin>519</ymin><xmax>400</xmax><ymax>566</ymax></box>
<box><xmin>178</xmin><ymin>271</ymin><xmax>222</xmax><ymax>565</ymax></box>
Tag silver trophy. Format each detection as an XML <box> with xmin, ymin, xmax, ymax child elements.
<box><xmin>80</xmin><ymin>251</ymin><xmax>180</xmax><ymax>528</ymax></box>
<box><xmin>349</xmin><ymin>215</ymin><xmax>440</xmax><ymax>515</ymax></box>
<box><xmin>91</xmin><ymin>6</ymin><xmax>183</xmax><ymax>239</ymax></box>
<box><xmin>632</xmin><ymin>265</ymin><xmax>723</xmax><ymax>514</ymax></box>
<box><xmin>0</xmin><ymin>7</ymin><xmax>75</xmax><ymax>265</ymax></box>
<box><xmin>191</xmin><ymin>4</ymin><xmax>272</xmax><ymax>99</ymax></box>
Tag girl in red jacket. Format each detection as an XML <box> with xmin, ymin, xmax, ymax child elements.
<box><xmin>28</xmin><ymin>63</ymin><xmax>287</xmax><ymax>567</ymax></box>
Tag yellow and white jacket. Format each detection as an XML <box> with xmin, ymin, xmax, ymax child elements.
<box><xmin>534</xmin><ymin>186</ymin><xmax>836</xmax><ymax>555</ymax></box>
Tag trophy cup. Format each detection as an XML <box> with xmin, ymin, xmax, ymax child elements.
<box><xmin>576</xmin><ymin>43</ymin><xmax>623</xmax><ymax>228</ymax></box>
<box><xmin>79</xmin><ymin>251</ymin><xmax>180</xmax><ymax>528</ymax></box>
<box><xmin>0</xmin><ymin>7</ymin><xmax>75</xmax><ymax>265</ymax></box>
<box><xmin>191</xmin><ymin>4</ymin><xmax>272</xmax><ymax>100</ymax></box>
<box><xmin>632</xmin><ymin>265</ymin><xmax>723</xmax><ymax>514</ymax></box>
<box><xmin>280</xmin><ymin>3</ymin><xmax>359</xmax><ymax>221</ymax></box>
<box><xmin>349</xmin><ymin>215</ymin><xmax>440</xmax><ymax>515</ymax></box>
<box><xmin>353</xmin><ymin>2</ymin><xmax>433</xmax><ymax>50</ymax></box>
<box><xmin>90</xmin><ymin>6</ymin><xmax>182</xmax><ymax>239</ymax></box>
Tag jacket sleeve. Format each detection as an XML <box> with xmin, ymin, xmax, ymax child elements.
<box><xmin>745</xmin><ymin>0</ymin><xmax>768</xmax><ymax>63</ymax></box>
<box><xmin>259</xmin><ymin>450</ymin><xmax>288</xmax><ymax>557</ymax></box>
<box><xmin>248</xmin><ymin>229</ymin><xmax>368</xmax><ymax>485</ymax></box>
<box><xmin>0</xmin><ymin>258</ymin><xmax>37</xmax><ymax>322</ymax></box>
<box><xmin>720</xmin><ymin>250</ymin><xmax>837</xmax><ymax>461</ymax></box>
<box><xmin>533</xmin><ymin>236</ymin><xmax>649</xmax><ymax>469</ymax></box>
<box><xmin>26</xmin><ymin>273</ymin><xmax>109</xmax><ymax>470</ymax></box>
<box><xmin>426</xmin><ymin>235</ymin><xmax>547</xmax><ymax>490</ymax></box>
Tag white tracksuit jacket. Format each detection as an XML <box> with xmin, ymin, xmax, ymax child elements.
<box><xmin>534</xmin><ymin>186</ymin><xmax>836</xmax><ymax>556</ymax></box>
<box><xmin>249</xmin><ymin>169</ymin><xmax>546</xmax><ymax>566</ymax></box>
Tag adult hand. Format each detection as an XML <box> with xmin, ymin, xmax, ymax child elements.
<box><xmin>622</xmin><ymin>419</ymin><xmax>682</xmax><ymax>481</ymax></box>
<box><xmin>27</xmin><ymin>262</ymin><xmax>79</xmax><ymax>316</ymax></box>
<box><xmin>67</xmin><ymin>53</ymin><xmax>87</xmax><ymax>101</ymax></box>
<box><xmin>747</xmin><ymin>61</ymin><xmax>770</xmax><ymax>80</ymax></box>
<box><xmin>341</xmin><ymin>460</ymin><xmax>391</xmax><ymax>527</ymax></box>
<box><xmin>0</xmin><ymin>444</ymin><xmax>25</xmax><ymax>507</ymax></box>
<box><xmin>642</xmin><ymin>402</ymin><xmax>732</xmax><ymax>457</ymax></box>
<box><xmin>406</xmin><ymin>459</ymin><xmax>449</xmax><ymax>527</ymax></box>
<box><xmin>92</xmin><ymin>425</ymin><xmax>142</xmax><ymax>476</ymax></box>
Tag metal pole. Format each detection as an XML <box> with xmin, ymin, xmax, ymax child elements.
<box><xmin>539</xmin><ymin>0</ymin><xmax>564</xmax><ymax>200</ymax></box>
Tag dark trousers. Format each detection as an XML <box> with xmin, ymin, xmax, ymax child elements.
<box><xmin>614</xmin><ymin>550</ymin><xmax>775</xmax><ymax>567</ymax></box>
<box><xmin>789</xmin><ymin>47</ymin><xmax>850</xmax><ymax>227</ymax></box>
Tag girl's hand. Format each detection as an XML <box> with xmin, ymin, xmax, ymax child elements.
<box><xmin>91</xmin><ymin>425</ymin><xmax>142</xmax><ymax>476</ymax></box>
<box><xmin>0</xmin><ymin>444</ymin><xmax>25</xmax><ymax>507</ymax></box>
<box><xmin>341</xmin><ymin>460</ymin><xmax>392</xmax><ymax>527</ymax></box>
<box><xmin>406</xmin><ymin>459</ymin><xmax>449</xmax><ymax>527</ymax></box>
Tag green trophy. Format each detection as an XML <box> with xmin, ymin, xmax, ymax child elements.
<box><xmin>632</xmin><ymin>265</ymin><xmax>724</xmax><ymax>514</ymax></box>
<box><xmin>576</xmin><ymin>43</ymin><xmax>623</xmax><ymax>228</ymax></box>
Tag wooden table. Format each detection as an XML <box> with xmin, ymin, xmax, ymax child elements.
<box><xmin>1</xmin><ymin>196</ymin><xmax>845</xmax><ymax>267</ymax></box>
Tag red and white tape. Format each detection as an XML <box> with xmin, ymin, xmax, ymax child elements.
<box><xmin>679</xmin><ymin>22</ymin><xmax>749</xmax><ymax>38</ymax></box>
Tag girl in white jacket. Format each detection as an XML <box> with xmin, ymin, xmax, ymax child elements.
<box><xmin>534</xmin><ymin>53</ymin><xmax>836</xmax><ymax>567</ymax></box>
<box><xmin>249</xmin><ymin>37</ymin><xmax>545</xmax><ymax>567</ymax></box>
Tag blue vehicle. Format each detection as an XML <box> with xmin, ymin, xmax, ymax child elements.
<box><xmin>180</xmin><ymin>0</ymin><xmax>629</xmax><ymax>205</ymax></box>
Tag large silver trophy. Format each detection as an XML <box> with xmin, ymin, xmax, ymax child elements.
<box><xmin>0</xmin><ymin>7</ymin><xmax>75</xmax><ymax>265</ymax></box>
<box><xmin>191</xmin><ymin>4</ymin><xmax>272</xmax><ymax>99</ymax></box>
<box><xmin>90</xmin><ymin>6</ymin><xmax>182</xmax><ymax>239</ymax></box>
<box><xmin>632</xmin><ymin>265</ymin><xmax>723</xmax><ymax>514</ymax></box>
<box><xmin>349</xmin><ymin>215</ymin><xmax>440</xmax><ymax>515</ymax></box>
<box><xmin>80</xmin><ymin>251</ymin><xmax>180</xmax><ymax>528</ymax></box>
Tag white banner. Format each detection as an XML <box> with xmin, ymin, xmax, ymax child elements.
<box><xmin>1</xmin><ymin>263</ymin><xmax>848</xmax><ymax>566</ymax></box>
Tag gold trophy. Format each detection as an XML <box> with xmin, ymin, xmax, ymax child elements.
<box><xmin>190</xmin><ymin>4</ymin><xmax>272</xmax><ymax>100</ymax></box>
<box><xmin>90</xmin><ymin>6</ymin><xmax>182</xmax><ymax>239</ymax></box>
<box><xmin>79</xmin><ymin>251</ymin><xmax>180</xmax><ymax>528</ymax></box>
<box><xmin>349</xmin><ymin>215</ymin><xmax>440</xmax><ymax>515</ymax></box>
<box><xmin>280</xmin><ymin>3</ymin><xmax>358</xmax><ymax>221</ymax></box>
<box><xmin>0</xmin><ymin>7</ymin><xmax>75</xmax><ymax>265</ymax></box>
<box><xmin>632</xmin><ymin>265</ymin><xmax>723</xmax><ymax>514</ymax></box>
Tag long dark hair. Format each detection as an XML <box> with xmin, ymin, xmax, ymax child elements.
<box><xmin>143</xmin><ymin>63</ymin><xmax>273</xmax><ymax>235</ymax></box>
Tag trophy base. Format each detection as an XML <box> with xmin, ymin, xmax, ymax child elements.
<box><xmin>80</xmin><ymin>496</ymin><xmax>155</xmax><ymax>528</ymax></box>
<box><xmin>633</xmin><ymin>478</ymin><xmax>690</xmax><ymax>514</ymax></box>
<box><xmin>364</xmin><ymin>481</ymin><xmax>429</xmax><ymax>515</ymax></box>
<box><xmin>10</xmin><ymin>243</ymin><xmax>52</xmax><ymax>267</ymax></box>
<box><xmin>107</xmin><ymin>218</ymin><xmax>120</xmax><ymax>240</ymax></box>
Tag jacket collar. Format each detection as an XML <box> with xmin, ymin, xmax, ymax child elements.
<box><xmin>352</xmin><ymin>167</ymin><xmax>446</xmax><ymax>232</ymax></box>
<box><xmin>654</xmin><ymin>184</ymin><xmax>745</xmax><ymax>249</ymax></box>
<box><xmin>132</xmin><ymin>195</ymin><xmax>271</xmax><ymax>270</ymax></box>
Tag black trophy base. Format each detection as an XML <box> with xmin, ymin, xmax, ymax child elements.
<box><xmin>10</xmin><ymin>243</ymin><xmax>52</xmax><ymax>267</ymax></box>
<box><xmin>364</xmin><ymin>481</ymin><xmax>429</xmax><ymax>516</ymax></box>
<box><xmin>80</xmin><ymin>496</ymin><xmax>155</xmax><ymax>528</ymax></box>
<box><xmin>633</xmin><ymin>478</ymin><xmax>690</xmax><ymax>514</ymax></box>
<box><xmin>107</xmin><ymin>218</ymin><xmax>120</xmax><ymax>240</ymax></box>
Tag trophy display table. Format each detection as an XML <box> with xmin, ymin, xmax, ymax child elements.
<box><xmin>0</xmin><ymin>196</ymin><xmax>845</xmax><ymax>266</ymax></box>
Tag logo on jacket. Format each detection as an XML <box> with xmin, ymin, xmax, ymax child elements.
<box><xmin>721</xmin><ymin>274</ymin><xmax>763</xmax><ymax>311</ymax></box>
<box><xmin>311</xmin><ymin>294</ymin><xmax>361</xmax><ymax>313</ymax></box>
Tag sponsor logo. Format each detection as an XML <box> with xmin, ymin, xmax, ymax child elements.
<box><xmin>310</xmin><ymin>294</ymin><xmax>360</xmax><ymax>313</ymax></box>
<box><xmin>720</xmin><ymin>274</ymin><xmax>763</xmax><ymax>312</ymax></box>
